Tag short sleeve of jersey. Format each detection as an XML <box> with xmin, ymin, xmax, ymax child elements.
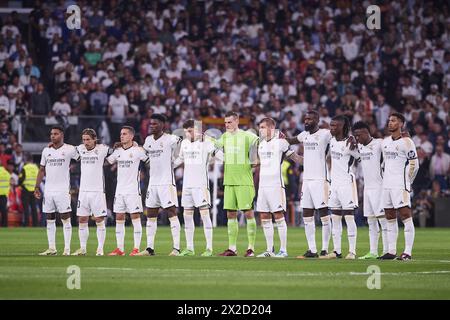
<box><xmin>40</xmin><ymin>148</ymin><xmax>47</xmax><ymax>167</ymax></box>
<box><xmin>247</xmin><ymin>131</ymin><xmax>259</xmax><ymax>146</ymax></box>
<box><xmin>297</xmin><ymin>131</ymin><xmax>307</xmax><ymax>143</ymax></box>
<box><xmin>404</xmin><ymin>138</ymin><xmax>418</xmax><ymax>160</ymax></box>
<box><xmin>205</xmin><ymin>140</ymin><xmax>216</xmax><ymax>154</ymax></box>
<box><xmin>106</xmin><ymin>149</ymin><xmax>118</xmax><ymax>164</ymax></box>
<box><xmin>170</xmin><ymin>134</ymin><xmax>182</xmax><ymax>147</ymax></box>
<box><xmin>280</xmin><ymin>139</ymin><xmax>294</xmax><ymax>157</ymax></box>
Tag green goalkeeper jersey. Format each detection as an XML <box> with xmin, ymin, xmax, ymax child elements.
<box><xmin>214</xmin><ymin>129</ymin><xmax>259</xmax><ymax>186</ymax></box>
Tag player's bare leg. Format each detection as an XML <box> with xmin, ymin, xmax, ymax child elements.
<box><xmin>72</xmin><ymin>216</ymin><xmax>89</xmax><ymax>256</ymax></box>
<box><xmin>319</xmin><ymin>207</ymin><xmax>331</xmax><ymax>256</ymax></box>
<box><xmin>298</xmin><ymin>208</ymin><xmax>318</xmax><ymax>258</ymax></box>
<box><xmin>398</xmin><ymin>206</ymin><xmax>414</xmax><ymax>260</ymax></box>
<box><xmin>60</xmin><ymin>212</ymin><xmax>72</xmax><ymax>256</ymax></box>
<box><xmin>167</xmin><ymin>206</ymin><xmax>181</xmax><ymax>256</ymax></box>
<box><xmin>108</xmin><ymin>212</ymin><xmax>126</xmax><ymax>256</ymax></box>
<box><xmin>379</xmin><ymin>208</ymin><xmax>398</xmax><ymax>260</ymax></box>
<box><xmin>257</xmin><ymin>212</ymin><xmax>275</xmax><ymax>257</ymax></box>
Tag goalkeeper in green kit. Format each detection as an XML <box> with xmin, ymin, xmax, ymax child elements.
<box><xmin>215</xmin><ymin>112</ymin><xmax>259</xmax><ymax>257</ymax></box>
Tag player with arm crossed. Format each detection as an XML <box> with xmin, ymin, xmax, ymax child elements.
<box><xmin>348</xmin><ymin>122</ymin><xmax>389</xmax><ymax>260</ymax></box>
<box><xmin>35</xmin><ymin>126</ymin><xmax>80</xmax><ymax>256</ymax></box>
<box><xmin>106</xmin><ymin>126</ymin><xmax>149</xmax><ymax>256</ymax></box>
<box><xmin>173</xmin><ymin>120</ymin><xmax>216</xmax><ymax>257</ymax></box>
<box><xmin>256</xmin><ymin>118</ymin><xmax>302</xmax><ymax>258</ymax></box>
<box><xmin>323</xmin><ymin>115</ymin><xmax>358</xmax><ymax>260</ymax></box>
<box><xmin>284</xmin><ymin>110</ymin><xmax>332</xmax><ymax>258</ymax></box>
<box><xmin>138</xmin><ymin>114</ymin><xmax>182</xmax><ymax>256</ymax></box>
<box><xmin>379</xmin><ymin>113</ymin><xmax>419</xmax><ymax>261</ymax></box>
<box><xmin>71</xmin><ymin>129</ymin><xmax>112</xmax><ymax>256</ymax></box>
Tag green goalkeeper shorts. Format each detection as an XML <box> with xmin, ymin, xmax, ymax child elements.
<box><xmin>224</xmin><ymin>185</ymin><xmax>255</xmax><ymax>211</ymax></box>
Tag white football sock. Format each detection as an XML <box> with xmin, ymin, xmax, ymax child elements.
<box><xmin>377</xmin><ymin>216</ymin><xmax>388</xmax><ymax>254</ymax></box>
<box><xmin>169</xmin><ymin>216</ymin><xmax>181</xmax><ymax>251</ymax></box>
<box><xmin>46</xmin><ymin>219</ymin><xmax>56</xmax><ymax>250</ymax></box>
<box><xmin>303</xmin><ymin>216</ymin><xmax>317</xmax><ymax>253</ymax></box>
<box><xmin>344</xmin><ymin>215</ymin><xmax>357</xmax><ymax>255</ymax></box>
<box><xmin>146</xmin><ymin>217</ymin><xmax>157</xmax><ymax>249</ymax></box>
<box><xmin>331</xmin><ymin>214</ymin><xmax>342</xmax><ymax>254</ymax></box>
<box><xmin>61</xmin><ymin>218</ymin><xmax>72</xmax><ymax>251</ymax></box>
<box><xmin>183</xmin><ymin>210</ymin><xmax>195</xmax><ymax>251</ymax></box>
<box><xmin>275</xmin><ymin>217</ymin><xmax>287</xmax><ymax>253</ymax></box>
<box><xmin>320</xmin><ymin>215</ymin><xmax>331</xmax><ymax>252</ymax></box>
<box><xmin>115</xmin><ymin>220</ymin><xmax>125</xmax><ymax>252</ymax></box>
<box><xmin>261</xmin><ymin>219</ymin><xmax>274</xmax><ymax>252</ymax></box>
<box><xmin>96</xmin><ymin>220</ymin><xmax>106</xmax><ymax>251</ymax></box>
<box><xmin>367</xmin><ymin>217</ymin><xmax>379</xmax><ymax>255</ymax></box>
<box><xmin>200</xmin><ymin>209</ymin><xmax>213</xmax><ymax>251</ymax></box>
<box><xmin>78</xmin><ymin>222</ymin><xmax>89</xmax><ymax>251</ymax></box>
<box><xmin>402</xmin><ymin>217</ymin><xmax>415</xmax><ymax>256</ymax></box>
<box><xmin>387</xmin><ymin>218</ymin><xmax>398</xmax><ymax>255</ymax></box>
<box><xmin>131</xmin><ymin>218</ymin><xmax>142</xmax><ymax>250</ymax></box>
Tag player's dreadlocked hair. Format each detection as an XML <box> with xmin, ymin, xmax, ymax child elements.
<box><xmin>332</xmin><ymin>115</ymin><xmax>351</xmax><ymax>137</ymax></box>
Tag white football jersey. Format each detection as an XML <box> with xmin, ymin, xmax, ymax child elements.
<box><xmin>258</xmin><ymin>137</ymin><xmax>293</xmax><ymax>187</ymax></box>
<box><xmin>350</xmin><ymin>138</ymin><xmax>384</xmax><ymax>189</ymax></box>
<box><xmin>77</xmin><ymin>144</ymin><xmax>111</xmax><ymax>192</ymax></box>
<box><xmin>297</xmin><ymin>129</ymin><xmax>332</xmax><ymax>180</ymax></box>
<box><xmin>382</xmin><ymin>136</ymin><xmax>419</xmax><ymax>191</ymax></box>
<box><xmin>329</xmin><ymin>137</ymin><xmax>356</xmax><ymax>186</ymax></box>
<box><xmin>178</xmin><ymin>138</ymin><xmax>216</xmax><ymax>189</ymax></box>
<box><xmin>143</xmin><ymin>133</ymin><xmax>181</xmax><ymax>186</ymax></box>
<box><xmin>106</xmin><ymin>146</ymin><xmax>149</xmax><ymax>195</ymax></box>
<box><xmin>40</xmin><ymin>144</ymin><xmax>79</xmax><ymax>193</ymax></box>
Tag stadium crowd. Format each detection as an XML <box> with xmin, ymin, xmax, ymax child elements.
<box><xmin>0</xmin><ymin>0</ymin><xmax>449</xmax><ymax>227</ymax></box>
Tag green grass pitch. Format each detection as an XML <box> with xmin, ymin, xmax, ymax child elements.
<box><xmin>0</xmin><ymin>226</ymin><xmax>449</xmax><ymax>299</ymax></box>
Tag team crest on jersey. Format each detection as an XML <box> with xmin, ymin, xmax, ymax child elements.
<box><xmin>160</xmin><ymin>143</ymin><xmax>163</xmax><ymax>147</ymax></box>
<box><xmin>94</xmin><ymin>149</ymin><xmax>98</xmax><ymax>155</ymax></box>
<box><xmin>61</xmin><ymin>152</ymin><xmax>65</xmax><ymax>156</ymax></box>
<box><xmin>129</xmin><ymin>153</ymin><xmax>133</xmax><ymax>158</ymax></box>
<box><xmin>314</xmin><ymin>135</ymin><xmax>319</xmax><ymax>141</ymax></box>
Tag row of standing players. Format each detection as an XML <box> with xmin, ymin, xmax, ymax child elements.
<box><xmin>35</xmin><ymin>111</ymin><xmax>419</xmax><ymax>260</ymax></box>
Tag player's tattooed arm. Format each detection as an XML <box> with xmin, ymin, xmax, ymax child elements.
<box><xmin>34</xmin><ymin>166</ymin><xmax>46</xmax><ymax>199</ymax></box>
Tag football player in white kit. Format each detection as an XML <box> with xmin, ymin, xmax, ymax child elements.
<box><xmin>106</xmin><ymin>126</ymin><xmax>149</xmax><ymax>256</ymax></box>
<box><xmin>349</xmin><ymin>121</ymin><xmax>389</xmax><ymax>260</ymax></box>
<box><xmin>71</xmin><ymin>128</ymin><xmax>111</xmax><ymax>256</ymax></box>
<box><xmin>138</xmin><ymin>114</ymin><xmax>182</xmax><ymax>256</ymax></box>
<box><xmin>379</xmin><ymin>113</ymin><xmax>419</xmax><ymax>261</ymax></box>
<box><xmin>323</xmin><ymin>115</ymin><xmax>358</xmax><ymax>260</ymax></box>
<box><xmin>255</xmin><ymin>118</ymin><xmax>302</xmax><ymax>258</ymax></box>
<box><xmin>173</xmin><ymin>120</ymin><xmax>216</xmax><ymax>257</ymax></box>
<box><xmin>35</xmin><ymin>126</ymin><xmax>80</xmax><ymax>256</ymax></box>
<box><xmin>285</xmin><ymin>110</ymin><xmax>332</xmax><ymax>258</ymax></box>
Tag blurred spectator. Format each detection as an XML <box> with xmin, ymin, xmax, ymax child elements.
<box><xmin>429</xmin><ymin>145</ymin><xmax>450</xmax><ymax>190</ymax></box>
